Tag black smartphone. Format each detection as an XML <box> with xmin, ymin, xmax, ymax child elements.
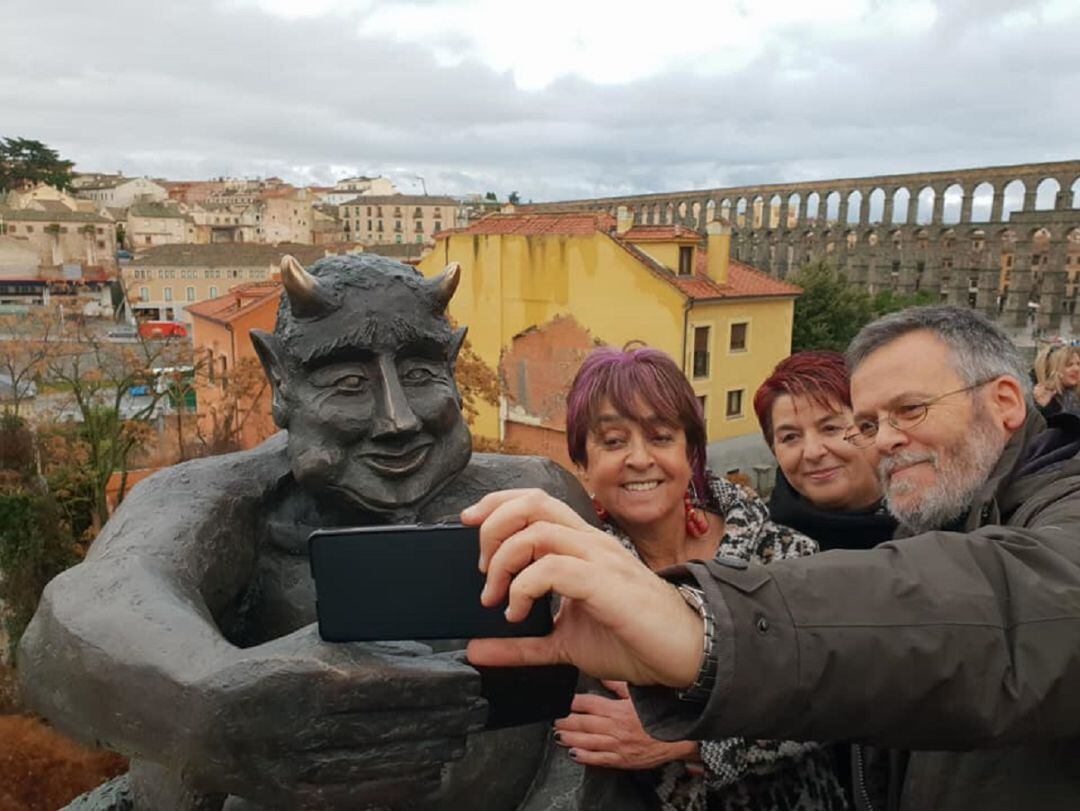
<box><xmin>309</xmin><ymin>523</ymin><xmax>553</xmax><ymax>642</ymax></box>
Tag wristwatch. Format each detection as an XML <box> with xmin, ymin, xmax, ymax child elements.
<box><xmin>675</xmin><ymin>583</ymin><xmax>718</xmax><ymax>703</ymax></box>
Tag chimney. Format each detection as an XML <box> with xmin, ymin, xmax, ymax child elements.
<box><xmin>705</xmin><ymin>220</ymin><xmax>731</xmax><ymax>285</ymax></box>
<box><xmin>616</xmin><ymin>205</ymin><xmax>633</xmax><ymax>235</ymax></box>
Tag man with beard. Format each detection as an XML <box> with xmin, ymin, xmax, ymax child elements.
<box><xmin>18</xmin><ymin>253</ymin><xmax>592</xmax><ymax>810</ymax></box>
<box><xmin>466</xmin><ymin>305</ymin><xmax>1080</xmax><ymax>811</ymax></box>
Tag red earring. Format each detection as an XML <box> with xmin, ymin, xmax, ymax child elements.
<box><xmin>684</xmin><ymin>490</ymin><xmax>709</xmax><ymax>538</ymax></box>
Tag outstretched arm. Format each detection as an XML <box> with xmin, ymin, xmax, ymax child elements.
<box><xmin>467</xmin><ymin>486</ymin><xmax>1080</xmax><ymax>751</ymax></box>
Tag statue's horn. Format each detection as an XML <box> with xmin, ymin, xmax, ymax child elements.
<box><xmin>280</xmin><ymin>255</ymin><xmax>334</xmax><ymax>318</ymax></box>
<box><xmin>429</xmin><ymin>262</ymin><xmax>461</xmax><ymax>312</ymax></box>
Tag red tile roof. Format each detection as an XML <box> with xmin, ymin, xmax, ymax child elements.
<box><xmin>455</xmin><ymin>212</ymin><xmax>616</xmax><ymax>236</ymax></box>
<box><xmin>621</xmin><ymin>224</ymin><xmax>701</xmax><ymax>242</ymax></box>
<box><xmin>186</xmin><ymin>282</ymin><xmax>281</xmax><ymax>325</ymax></box>
<box><xmin>725</xmin><ymin>261</ymin><xmax>803</xmax><ymax>298</ymax></box>
<box><xmin>689</xmin><ymin>251</ymin><xmax>802</xmax><ymax>299</ymax></box>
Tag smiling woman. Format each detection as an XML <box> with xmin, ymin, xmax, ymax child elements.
<box><xmin>559</xmin><ymin>345</ymin><xmax>848</xmax><ymax>811</ymax></box>
<box><xmin>754</xmin><ymin>351</ymin><xmax>896</xmax><ymax>552</ymax></box>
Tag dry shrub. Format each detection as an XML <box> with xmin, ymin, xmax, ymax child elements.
<box><xmin>0</xmin><ymin>715</ymin><xmax>126</xmax><ymax>811</ymax></box>
<box><xmin>0</xmin><ymin>666</ymin><xmax>18</xmax><ymax>714</ymax></box>
<box><xmin>471</xmin><ymin>435</ymin><xmax>528</xmax><ymax>456</ymax></box>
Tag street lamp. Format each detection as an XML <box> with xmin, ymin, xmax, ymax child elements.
<box><xmin>409</xmin><ymin>175</ymin><xmax>428</xmax><ymax>196</ymax></box>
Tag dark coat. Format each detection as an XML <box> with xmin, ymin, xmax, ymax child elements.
<box><xmin>767</xmin><ymin>471</ymin><xmax>897</xmax><ymax>553</ymax></box>
<box><xmin>633</xmin><ymin>410</ymin><xmax>1080</xmax><ymax>811</ymax></box>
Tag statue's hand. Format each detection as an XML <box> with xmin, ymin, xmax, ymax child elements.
<box><xmin>182</xmin><ymin>624</ymin><xmax>485</xmax><ymax>809</ymax></box>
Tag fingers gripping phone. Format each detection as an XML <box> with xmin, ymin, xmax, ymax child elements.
<box><xmin>309</xmin><ymin>523</ymin><xmax>576</xmax><ymax>728</ymax></box>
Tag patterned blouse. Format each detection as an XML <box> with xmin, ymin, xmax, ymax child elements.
<box><xmin>601</xmin><ymin>470</ymin><xmax>849</xmax><ymax>811</ymax></box>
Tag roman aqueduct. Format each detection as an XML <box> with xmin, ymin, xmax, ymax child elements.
<box><xmin>529</xmin><ymin>159</ymin><xmax>1080</xmax><ymax>334</ymax></box>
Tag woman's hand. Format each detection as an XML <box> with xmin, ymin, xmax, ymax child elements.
<box><xmin>1034</xmin><ymin>379</ymin><xmax>1059</xmax><ymax>406</ymax></box>
<box><xmin>554</xmin><ymin>680</ymin><xmax>699</xmax><ymax>769</ymax></box>
<box><xmin>461</xmin><ymin>489</ymin><xmax>704</xmax><ymax>689</ymax></box>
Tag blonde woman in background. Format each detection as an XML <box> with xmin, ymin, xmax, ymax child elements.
<box><xmin>1033</xmin><ymin>343</ymin><xmax>1080</xmax><ymax>418</ymax></box>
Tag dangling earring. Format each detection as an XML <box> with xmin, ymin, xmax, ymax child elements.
<box><xmin>591</xmin><ymin>495</ymin><xmax>609</xmax><ymax>522</ymax></box>
<box><xmin>684</xmin><ymin>486</ymin><xmax>709</xmax><ymax>538</ymax></box>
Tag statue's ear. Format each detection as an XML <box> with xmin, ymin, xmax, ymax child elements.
<box><xmin>449</xmin><ymin>326</ymin><xmax>468</xmax><ymax>366</ymax></box>
<box><xmin>251</xmin><ymin>330</ymin><xmax>290</xmax><ymax>428</ymax></box>
<box><xmin>448</xmin><ymin>326</ymin><xmax>468</xmax><ymax>408</ymax></box>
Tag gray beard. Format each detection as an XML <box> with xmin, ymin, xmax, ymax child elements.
<box><xmin>878</xmin><ymin>408</ymin><xmax>1005</xmax><ymax>533</ymax></box>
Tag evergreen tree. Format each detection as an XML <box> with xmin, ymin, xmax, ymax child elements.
<box><xmin>789</xmin><ymin>261</ymin><xmax>874</xmax><ymax>353</ymax></box>
<box><xmin>0</xmin><ymin>137</ymin><xmax>75</xmax><ymax>192</ymax></box>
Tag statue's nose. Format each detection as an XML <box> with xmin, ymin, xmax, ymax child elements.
<box><xmin>371</xmin><ymin>356</ymin><xmax>421</xmax><ymax>439</ymax></box>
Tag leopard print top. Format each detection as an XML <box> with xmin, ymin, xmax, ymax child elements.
<box><xmin>602</xmin><ymin>471</ymin><xmax>849</xmax><ymax>811</ymax></box>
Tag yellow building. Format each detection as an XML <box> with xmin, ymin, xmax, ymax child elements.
<box><xmin>418</xmin><ymin>209</ymin><xmax>801</xmax><ymax>450</ymax></box>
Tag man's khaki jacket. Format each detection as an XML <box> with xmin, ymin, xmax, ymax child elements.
<box><xmin>635</xmin><ymin>410</ymin><xmax>1080</xmax><ymax>811</ymax></box>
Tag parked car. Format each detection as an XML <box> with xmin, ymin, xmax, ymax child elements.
<box><xmin>106</xmin><ymin>325</ymin><xmax>139</xmax><ymax>342</ymax></box>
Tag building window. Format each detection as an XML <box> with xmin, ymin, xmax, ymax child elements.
<box><xmin>678</xmin><ymin>246</ymin><xmax>694</xmax><ymax>275</ymax></box>
<box><xmin>164</xmin><ymin>287</ymin><xmax>173</xmax><ymax>302</ymax></box>
<box><xmin>186</xmin><ymin>287</ymin><xmax>195</xmax><ymax>302</ymax></box>
<box><xmin>209</xmin><ymin>286</ymin><xmax>218</xmax><ymax>298</ymax></box>
<box><xmin>726</xmin><ymin>389</ymin><xmax>744</xmax><ymax>419</ymax></box>
<box><xmin>396</xmin><ymin>234</ymin><xmax>403</xmax><ymax>244</ymax></box>
<box><xmin>434</xmin><ymin>221</ymin><xmax>442</xmax><ymax>232</ymax></box>
<box><xmin>729</xmin><ymin>322</ymin><xmax>748</xmax><ymax>352</ymax></box>
<box><xmin>139</xmin><ymin>287</ymin><xmax>149</xmax><ymax>301</ymax></box>
<box><xmin>692</xmin><ymin>326</ymin><xmax>710</xmax><ymax>379</ymax></box>
<box><xmin>697</xmin><ymin>395</ymin><xmax>707</xmax><ymax>419</ymax></box>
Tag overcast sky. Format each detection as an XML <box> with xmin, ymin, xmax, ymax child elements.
<box><xmin>1</xmin><ymin>0</ymin><xmax>1077</xmax><ymax>201</ymax></box>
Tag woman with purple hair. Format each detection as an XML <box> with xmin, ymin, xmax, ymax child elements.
<box><xmin>556</xmin><ymin>345</ymin><xmax>847</xmax><ymax>811</ymax></box>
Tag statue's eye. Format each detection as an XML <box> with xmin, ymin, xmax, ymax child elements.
<box><xmin>402</xmin><ymin>367</ymin><xmax>435</xmax><ymax>383</ymax></box>
<box><xmin>334</xmin><ymin>374</ymin><xmax>367</xmax><ymax>391</ymax></box>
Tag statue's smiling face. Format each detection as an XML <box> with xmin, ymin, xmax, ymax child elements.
<box><xmin>253</xmin><ymin>254</ymin><xmax>471</xmax><ymax>515</ymax></box>
<box><xmin>282</xmin><ymin>328</ymin><xmax>470</xmax><ymax>513</ymax></box>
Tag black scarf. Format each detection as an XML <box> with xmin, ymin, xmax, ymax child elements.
<box><xmin>767</xmin><ymin>471</ymin><xmax>897</xmax><ymax>552</ymax></box>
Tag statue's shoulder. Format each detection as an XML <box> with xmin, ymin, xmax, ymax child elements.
<box><xmin>114</xmin><ymin>433</ymin><xmax>291</xmax><ymax>515</ymax></box>
<box><xmin>465</xmin><ymin>453</ymin><xmax>574</xmax><ymax>490</ymax></box>
<box><xmin>453</xmin><ymin>454</ymin><xmax>593</xmax><ymax>519</ymax></box>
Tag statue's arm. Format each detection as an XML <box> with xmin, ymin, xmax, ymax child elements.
<box><xmin>18</xmin><ymin>453</ymin><xmax>268</xmax><ymax>758</ymax></box>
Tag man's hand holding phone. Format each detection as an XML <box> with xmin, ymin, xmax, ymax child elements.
<box><xmin>462</xmin><ymin>489</ymin><xmax>704</xmax><ymax>690</ymax></box>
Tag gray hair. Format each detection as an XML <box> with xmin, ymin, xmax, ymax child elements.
<box><xmin>847</xmin><ymin>305</ymin><xmax>1032</xmax><ymax>401</ymax></box>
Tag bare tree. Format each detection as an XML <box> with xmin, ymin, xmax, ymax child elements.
<box><xmin>43</xmin><ymin>324</ymin><xmax>195</xmax><ymax>530</ymax></box>
<box><xmin>0</xmin><ymin>310</ymin><xmax>60</xmax><ymax>422</ymax></box>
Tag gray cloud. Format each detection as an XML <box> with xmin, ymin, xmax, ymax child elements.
<box><xmin>1</xmin><ymin>0</ymin><xmax>1077</xmax><ymax>201</ymax></box>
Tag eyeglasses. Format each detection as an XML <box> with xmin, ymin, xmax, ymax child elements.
<box><xmin>843</xmin><ymin>378</ymin><xmax>998</xmax><ymax>448</ymax></box>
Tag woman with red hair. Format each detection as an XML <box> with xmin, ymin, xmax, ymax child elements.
<box><xmin>753</xmin><ymin>350</ymin><xmax>895</xmax><ymax>551</ymax></box>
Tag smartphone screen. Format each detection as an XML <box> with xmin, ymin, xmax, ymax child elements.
<box><xmin>309</xmin><ymin>524</ymin><xmax>554</xmax><ymax>642</ymax></box>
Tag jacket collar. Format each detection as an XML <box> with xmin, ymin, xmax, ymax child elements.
<box><xmin>962</xmin><ymin>407</ymin><xmax>1046</xmax><ymax>530</ymax></box>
